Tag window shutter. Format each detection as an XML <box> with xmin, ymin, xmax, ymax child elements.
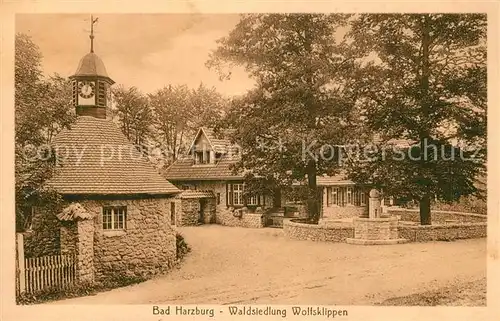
<box><xmin>226</xmin><ymin>183</ymin><xmax>229</xmax><ymax>206</ymax></box>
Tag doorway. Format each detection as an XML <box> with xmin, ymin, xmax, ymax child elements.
<box><xmin>198</xmin><ymin>199</ymin><xmax>206</xmax><ymax>224</ymax></box>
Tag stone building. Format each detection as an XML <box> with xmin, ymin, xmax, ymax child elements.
<box><xmin>164</xmin><ymin>127</ymin><xmax>274</xmax><ymax>227</ymax></box>
<box><xmin>24</xmin><ymin>32</ymin><xmax>180</xmax><ymax>280</ymax></box>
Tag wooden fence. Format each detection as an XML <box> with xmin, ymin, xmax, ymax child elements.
<box><xmin>24</xmin><ymin>254</ymin><xmax>76</xmax><ymax>294</ymax></box>
<box><xmin>16</xmin><ymin>234</ymin><xmax>76</xmax><ymax>295</ymax></box>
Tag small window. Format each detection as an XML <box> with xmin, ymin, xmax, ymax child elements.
<box><xmin>233</xmin><ymin>184</ymin><xmax>244</xmax><ymax>205</ymax></box>
<box><xmin>103</xmin><ymin>206</ymin><xmax>127</xmax><ymax>230</ymax></box>
<box><xmin>248</xmin><ymin>195</ymin><xmax>258</xmax><ymax>206</ymax></box>
<box><xmin>216</xmin><ymin>193</ymin><xmax>221</xmax><ymax>205</ymax></box>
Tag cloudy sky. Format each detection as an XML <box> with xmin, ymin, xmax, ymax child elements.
<box><xmin>16</xmin><ymin>14</ymin><xmax>255</xmax><ymax>96</ymax></box>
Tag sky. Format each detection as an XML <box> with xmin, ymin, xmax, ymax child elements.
<box><xmin>16</xmin><ymin>14</ymin><xmax>256</xmax><ymax>96</ymax></box>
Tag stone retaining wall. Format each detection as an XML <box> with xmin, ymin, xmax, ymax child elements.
<box><xmin>388</xmin><ymin>208</ymin><xmax>487</xmax><ymax>223</ymax></box>
<box><xmin>398</xmin><ymin>223</ymin><xmax>486</xmax><ymax>242</ymax></box>
<box><xmin>216</xmin><ymin>207</ymin><xmax>265</xmax><ymax>228</ymax></box>
<box><xmin>283</xmin><ymin>219</ymin><xmax>354</xmax><ymax>242</ymax></box>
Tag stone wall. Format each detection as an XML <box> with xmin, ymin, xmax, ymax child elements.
<box><xmin>177</xmin><ymin>198</ymin><xmax>201</xmax><ymax>226</ymax></box>
<box><xmin>388</xmin><ymin>208</ymin><xmax>487</xmax><ymax>223</ymax></box>
<box><xmin>216</xmin><ymin>207</ymin><xmax>265</xmax><ymax>228</ymax></box>
<box><xmin>23</xmin><ymin>207</ymin><xmax>61</xmax><ymax>257</ymax></box>
<box><xmin>171</xmin><ymin>199</ymin><xmax>182</xmax><ymax>226</ymax></box>
<box><xmin>81</xmin><ymin>198</ymin><xmax>177</xmax><ymax>280</ymax></box>
<box><xmin>176</xmin><ymin>198</ymin><xmax>216</xmax><ymax>226</ymax></box>
<box><xmin>398</xmin><ymin>223</ymin><xmax>486</xmax><ymax>242</ymax></box>
<box><xmin>283</xmin><ymin>219</ymin><xmax>354</xmax><ymax>242</ymax></box>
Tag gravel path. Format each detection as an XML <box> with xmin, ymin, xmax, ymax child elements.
<box><xmin>54</xmin><ymin>225</ymin><xmax>486</xmax><ymax>305</ymax></box>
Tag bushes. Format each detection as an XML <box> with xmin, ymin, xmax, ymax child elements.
<box><xmin>16</xmin><ymin>274</ymin><xmax>149</xmax><ymax>305</ymax></box>
<box><xmin>176</xmin><ymin>232</ymin><xmax>191</xmax><ymax>259</ymax></box>
<box><xmin>432</xmin><ymin>195</ymin><xmax>487</xmax><ymax>215</ymax></box>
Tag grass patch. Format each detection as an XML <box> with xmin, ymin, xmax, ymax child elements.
<box><xmin>377</xmin><ymin>278</ymin><xmax>486</xmax><ymax>306</ymax></box>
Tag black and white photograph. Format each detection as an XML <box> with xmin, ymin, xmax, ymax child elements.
<box><xmin>1</xmin><ymin>2</ymin><xmax>498</xmax><ymax>321</ymax></box>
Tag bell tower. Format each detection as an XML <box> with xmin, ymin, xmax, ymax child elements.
<box><xmin>69</xmin><ymin>15</ymin><xmax>114</xmax><ymax>119</ymax></box>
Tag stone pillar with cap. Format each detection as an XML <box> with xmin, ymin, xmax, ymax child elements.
<box><xmin>58</xmin><ymin>203</ymin><xmax>95</xmax><ymax>283</ymax></box>
<box><xmin>369</xmin><ymin>188</ymin><xmax>382</xmax><ymax>219</ymax></box>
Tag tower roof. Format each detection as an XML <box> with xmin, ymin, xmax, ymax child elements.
<box><xmin>47</xmin><ymin>117</ymin><xmax>179</xmax><ymax>196</ymax></box>
<box><xmin>71</xmin><ymin>52</ymin><xmax>113</xmax><ymax>83</ymax></box>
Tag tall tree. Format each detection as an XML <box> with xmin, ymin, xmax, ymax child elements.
<box><xmin>15</xmin><ymin>33</ymin><xmax>74</xmax><ymax>231</ymax></box>
<box><xmin>189</xmin><ymin>83</ymin><xmax>227</xmax><ymax>129</ymax></box>
<box><xmin>346</xmin><ymin>14</ymin><xmax>486</xmax><ymax>224</ymax></box>
<box><xmin>208</xmin><ymin>14</ymin><xmax>358</xmax><ymax>222</ymax></box>
<box><xmin>149</xmin><ymin>83</ymin><xmax>228</xmax><ymax>166</ymax></box>
<box><xmin>111</xmin><ymin>86</ymin><xmax>153</xmax><ymax>146</ymax></box>
<box><xmin>149</xmin><ymin>84</ymin><xmax>191</xmax><ymax>162</ymax></box>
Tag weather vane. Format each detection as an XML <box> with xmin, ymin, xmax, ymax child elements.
<box><xmin>89</xmin><ymin>14</ymin><xmax>99</xmax><ymax>53</ymax></box>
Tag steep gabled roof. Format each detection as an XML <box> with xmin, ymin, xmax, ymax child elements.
<box><xmin>165</xmin><ymin>127</ymin><xmax>242</xmax><ymax>181</ymax></box>
<box><xmin>188</xmin><ymin>127</ymin><xmax>236</xmax><ymax>154</ymax></box>
<box><xmin>47</xmin><ymin>116</ymin><xmax>180</xmax><ymax>195</ymax></box>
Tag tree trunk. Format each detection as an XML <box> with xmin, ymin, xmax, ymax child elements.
<box><xmin>419</xmin><ymin>194</ymin><xmax>431</xmax><ymax>225</ymax></box>
<box><xmin>306</xmin><ymin>159</ymin><xmax>319</xmax><ymax>223</ymax></box>
<box><xmin>419</xmin><ymin>14</ymin><xmax>432</xmax><ymax>225</ymax></box>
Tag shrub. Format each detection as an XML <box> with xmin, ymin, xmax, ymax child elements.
<box><xmin>176</xmin><ymin>232</ymin><xmax>191</xmax><ymax>260</ymax></box>
<box><xmin>17</xmin><ymin>274</ymin><xmax>149</xmax><ymax>305</ymax></box>
<box><xmin>432</xmin><ymin>195</ymin><xmax>487</xmax><ymax>215</ymax></box>
<box><xmin>17</xmin><ymin>280</ymin><xmax>97</xmax><ymax>305</ymax></box>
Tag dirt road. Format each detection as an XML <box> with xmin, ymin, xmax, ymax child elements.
<box><xmin>54</xmin><ymin>225</ymin><xmax>486</xmax><ymax>305</ymax></box>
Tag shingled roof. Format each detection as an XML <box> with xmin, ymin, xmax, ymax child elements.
<box><xmin>164</xmin><ymin>127</ymin><xmax>243</xmax><ymax>181</ymax></box>
<box><xmin>71</xmin><ymin>52</ymin><xmax>114</xmax><ymax>84</ymax></box>
<box><xmin>47</xmin><ymin>116</ymin><xmax>180</xmax><ymax>195</ymax></box>
<box><xmin>164</xmin><ymin>155</ymin><xmax>243</xmax><ymax>181</ymax></box>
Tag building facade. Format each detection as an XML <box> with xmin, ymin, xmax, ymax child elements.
<box><xmin>165</xmin><ymin>128</ymin><xmax>375</xmax><ymax>227</ymax></box>
<box><xmin>24</xmin><ymin>35</ymin><xmax>181</xmax><ymax>280</ymax></box>
<box><xmin>164</xmin><ymin>128</ymin><xmax>275</xmax><ymax>228</ymax></box>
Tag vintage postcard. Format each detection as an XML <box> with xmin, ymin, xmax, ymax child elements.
<box><xmin>1</xmin><ymin>1</ymin><xmax>498</xmax><ymax>321</ymax></box>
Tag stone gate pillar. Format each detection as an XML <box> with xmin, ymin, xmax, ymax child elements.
<box><xmin>58</xmin><ymin>203</ymin><xmax>95</xmax><ymax>283</ymax></box>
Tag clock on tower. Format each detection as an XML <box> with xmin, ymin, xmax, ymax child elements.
<box><xmin>69</xmin><ymin>15</ymin><xmax>114</xmax><ymax>119</ymax></box>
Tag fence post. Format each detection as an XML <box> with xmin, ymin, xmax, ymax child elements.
<box><xmin>16</xmin><ymin>233</ymin><xmax>26</xmax><ymax>294</ymax></box>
